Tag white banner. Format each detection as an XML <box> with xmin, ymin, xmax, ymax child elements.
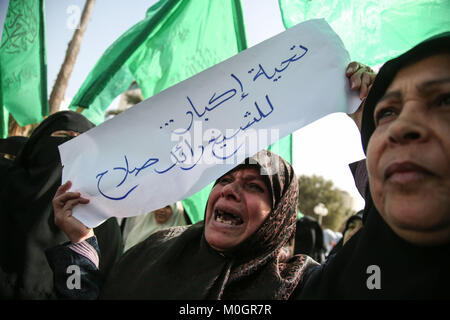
<box><xmin>59</xmin><ymin>19</ymin><xmax>360</xmax><ymax>228</ymax></box>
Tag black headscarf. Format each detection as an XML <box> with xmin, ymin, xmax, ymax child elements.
<box><xmin>0</xmin><ymin>136</ymin><xmax>28</xmax><ymax>179</ymax></box>
<box><xmin>293</xmin><ymin>216</ymin><xmax>326</xmax><ymax>264</ymax></box>
<box><xmin>294</xmin><ymin>33</ymin><xmax>450</xmax><ymax>299</ymax></box>
<box><xmin>0</xmin><ymin>136</ymin><xmax>28</xmax><ymax>158</ymax></box>
<box><xmin>348</xmin><ymin>159</ymin><xmax>368</xmax><ymax>202</ymax></box>
<box><xmin>101</xmin><ymin>150</ymin><xmax>318</xmax><ymax>299</ymax></box>
<box><xmin>0</xmin><ymin>111</ymin><xmax>123</xmax><ymax>299</ymax></box>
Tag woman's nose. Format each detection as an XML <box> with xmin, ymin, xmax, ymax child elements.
<box><xmin>388</xmin><ymin>107</ymin><xmax>429</xmax><ymax>145</ymax></box>
<box><xmin>221</xmin><ymin>182</ymin><xmax>241</xmax><ymax>201</ymax></box>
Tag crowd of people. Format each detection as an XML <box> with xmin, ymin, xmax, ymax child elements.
<box><xmin>0</xmin><ymin>32</ymin><xmax>449</xmax><ymax>300</ymax></box>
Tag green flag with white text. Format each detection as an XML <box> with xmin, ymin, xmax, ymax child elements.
<box><xmin>0</xmin><ymin>0</ymin><xmax>48</xmax><ymax>134</ymax></box>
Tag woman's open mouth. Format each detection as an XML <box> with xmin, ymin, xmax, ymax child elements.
<box><xmin>214</xmin><ymin>209</ymin><xmax>243</xmax><ymax>226</ymax></box>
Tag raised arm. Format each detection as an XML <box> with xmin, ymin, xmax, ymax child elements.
<box><xmin>47</xmin><ymin>181</ymin><xmax>102</xmax><ymax>299</ymax></box>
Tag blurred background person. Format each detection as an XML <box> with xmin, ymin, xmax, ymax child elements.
<box><xmin>327</xmin><ymin>210</ymin><xmax>364</xmax><ymax>258</ymax></box>
<box><xmin>293</xmin><ymin>216</ymin><xmax>327</xmax><ymax>264</ymax></box>
<box><xmin>342</xmin><ymin>211</ymin><xmax>363</xmax><ymax>245</ymax></box>
<box><xmin>323</xmin><ymin>228</ymin><xmax>342</xmax><ymax>256</ymax></box>
<box><xmin>121</xmin><ymin>201</ymin><xmax>188</xmax><ymax>252</ymax></box>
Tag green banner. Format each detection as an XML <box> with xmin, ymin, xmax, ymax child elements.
<box><xmin>278</xmin><ymin>0</ymin><xmax>450</xmax><ymax>67</ymax></box>
<box><xmin>0</xmin><ymin>0</ymin><xmax>48</xmax><ymax>130</ymax></box>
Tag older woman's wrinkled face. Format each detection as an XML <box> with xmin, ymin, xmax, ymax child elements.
<box><xmin>367</xmin><ymin>54</ymin><xmax>450</xmax><ymax>245</ymax></box>
<box><xmin>205</xmin><ymin>167</ymin><xmax>272</xmax><ymax>251</ymax></box>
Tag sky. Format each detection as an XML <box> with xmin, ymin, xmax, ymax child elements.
<box><xmin>0</xmin><ymin>0</ymin><xmax>366</xmax><ymax>211</ymax></box>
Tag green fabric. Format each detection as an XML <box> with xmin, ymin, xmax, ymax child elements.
<box><xmin>278</xmin><ymin>0</ymin><xmax>450</xmax><ymax>67</ymax></box>
<box><xmin>0</xmin><ymin>67</ymin><xmax>8</xmax><ymax>138</ymax></box>
<box><xmin>0</xmin><ymin>0</ymin><xmax>48</xmax><ymax>129</ymax></box>
<box><xmin>77</xmin><ymin>66</ymin><xmax>135</xmax><ymax>124</ymax></box>
<box><xmin>181</xmin><ymin>182</ymin><xmax>214</xmax><ymax>224</ymax></box>
<box><xmin>0</xmin><ymin>101</ymin><xmax>8</xmax><ymax>139</ymax></box>
<box><xmin>130</xmin><ymin>0</ymin><xmax>246</xmax><ymax>100</ymax></box>
<box><xmin>69</xmin><ymin>0</ymin><xmax>180</xmax><ymax>120</ymax></box>
<box><xmin>268</xmin><ymin>134</ymin><xmax>292</xmax><ymax>165</ymax></box>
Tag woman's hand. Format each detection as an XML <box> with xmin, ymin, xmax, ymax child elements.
<box><xmin>346</xmin><ymin>61</ymin><xmax>376</xmax><ymax>99</ymax></box>
<box><xmin>53</xmin><ymin>180</ymin><xmax>94</xmax><ymax>243</ymax></box>
<box><xmin>346</xmin><ymin>61</ymin><xmax>377</xmax><ymax>131</ymax></box>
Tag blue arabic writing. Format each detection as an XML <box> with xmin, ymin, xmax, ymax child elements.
<box><xmin>96</xmin><ymin>43</ymin><xmax>308</xmax><ymax>200</ymax></box>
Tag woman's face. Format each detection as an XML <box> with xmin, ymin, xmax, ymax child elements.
<box><xmin>343</xmin><ymin>219</ymin><xmax>363</xmax><ymax>245</ymax></box>
<box><xmin>204</xmin><ymin>167</ymin><xmax>272</xmax><ymax>251</ymax></box>
<box><xmin>366</xmin><ymin>54</ymin><xmax>450</xmax><ymax>245</ymax></box>
<box><xmin>153</xmin><ymin>206</ymin><xmax>173</xmax><ymax>224</ymax></box>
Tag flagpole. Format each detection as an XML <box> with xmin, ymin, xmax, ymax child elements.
<box><xmin>49</xmin><ymin>0</ymin><xmax>96</xmax><ymax>114</ymax></box>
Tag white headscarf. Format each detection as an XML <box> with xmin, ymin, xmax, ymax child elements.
<box><xmin>122</xmin><ymin>202</ymin><xmax>187</xmax><ymax>252</ymax></box>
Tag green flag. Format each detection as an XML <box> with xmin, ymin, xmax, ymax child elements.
<box><xmin>278</xmin><ymin>0</ymin><xmax>450</xmax><ymax>67</ymax></box>
<box><xmin>0</xmin><ymin>0</ymin><xmax>48</xmax><ymax>132</ymax></box>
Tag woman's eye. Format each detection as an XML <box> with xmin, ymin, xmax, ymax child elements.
<box><xmin>375</xmin><ymin>107</ymin><xmax>396</xmax><ymax>124</ymax></box>
<box><xmin>218</xmin><ymin>177</ymin><xmax>232</xmax><ymax>184</ymax></box>
<box><xmin>247</xmin><ymin>183</ymin><xmax>264</xmax><ymax>192</ymax></box>
<box><xmin>436</xmin><ymin>93</ymin><xmax>450</xmax><ymax>107</ymax></box>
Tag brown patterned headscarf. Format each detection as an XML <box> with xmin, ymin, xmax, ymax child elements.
<box><xmin>101</xmin><ymin>150</ymin><xmax>318</xmax><ymax>300</ymax></box>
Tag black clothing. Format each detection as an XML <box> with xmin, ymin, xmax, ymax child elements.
<box><xmin>0</xmin><ymin>111</ymin><xmax>123</xmax><ymax>299</ymax></box>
